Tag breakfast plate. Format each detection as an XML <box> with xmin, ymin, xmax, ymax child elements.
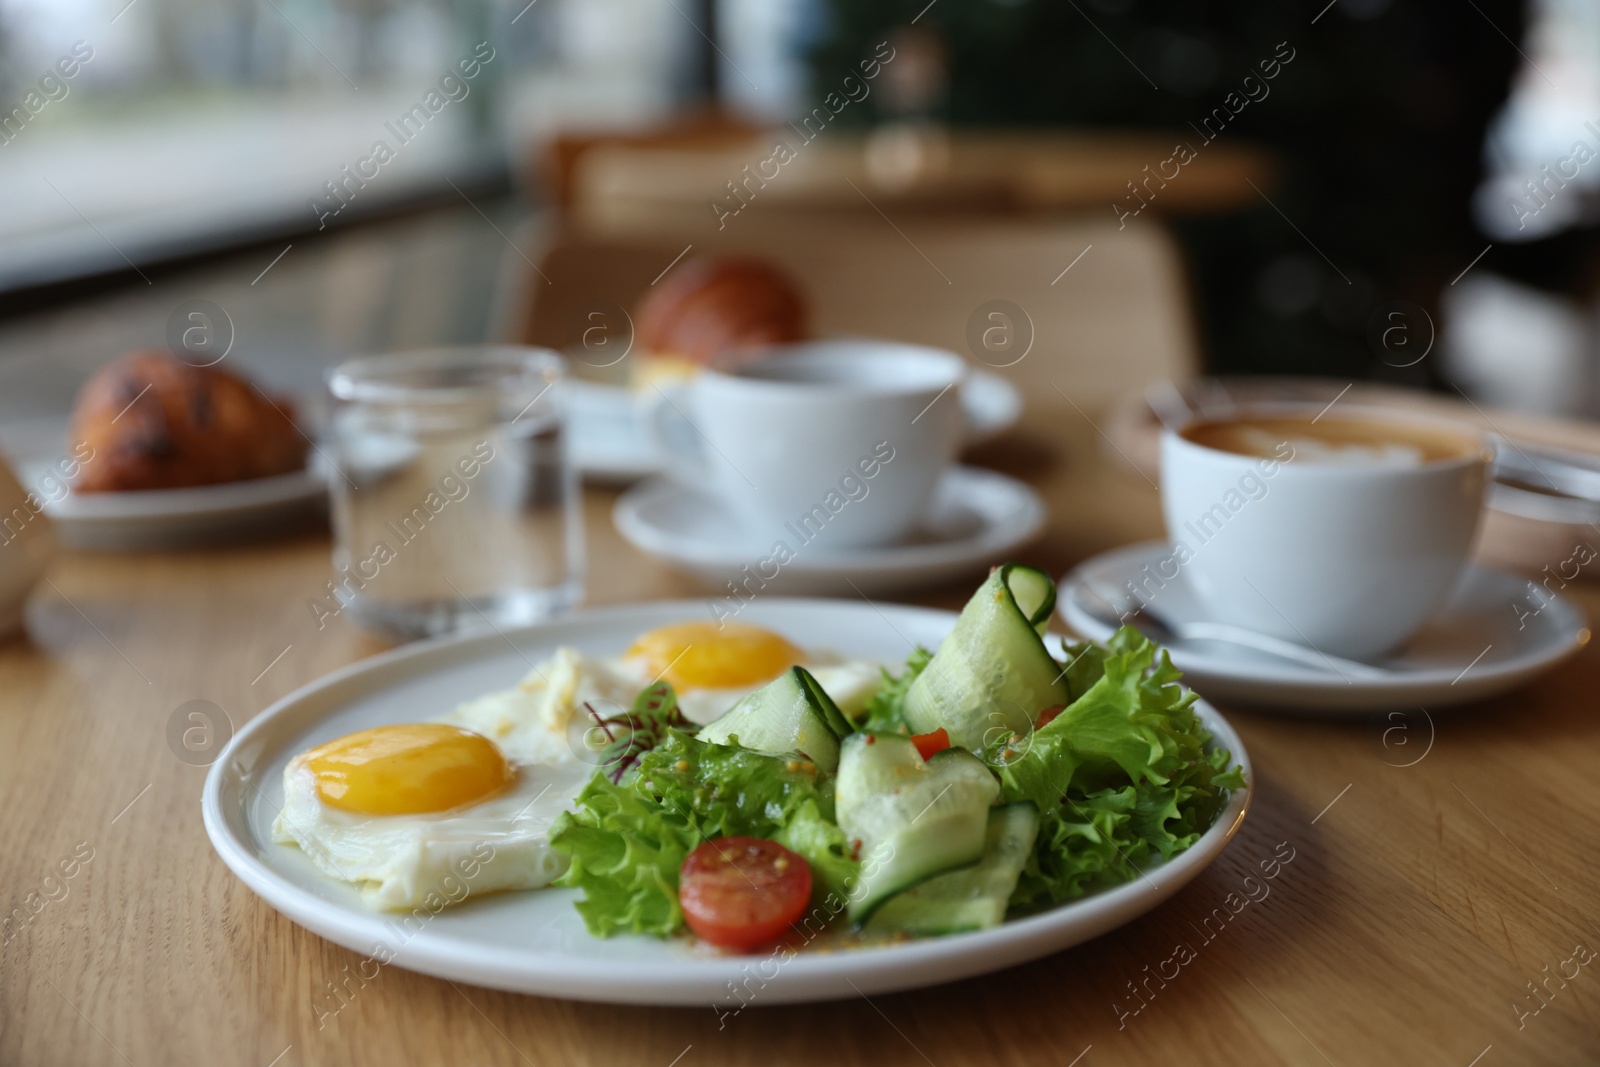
<box><xmin>612</xmin><ymin>466</ymin><xmax>1047</xmax><ymax>595</ymax></box>
<box><xmin>0</xmin><ymin>415</ymin><xmax>326</xmax><ymax>550</ymax></box>
<box><xmin>202</xmin><ymin>596</ymin><xmax>1252</xmax><ymax>1005</ymax></box>
<box><xmin>1059</xmin><ymin>541</ymin><xmax>1590</xmax><ymax>714</ymax></box>
<box><xmin>566</xmin><ymin>370</ymin><xmax>1022</xmax><ymax>484</ymax></box>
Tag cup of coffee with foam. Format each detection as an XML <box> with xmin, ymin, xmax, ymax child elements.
<box><xmin>1159</xmin><ymin>407</ymin><xmax>1491</xmax><ymax>660</ymax></box>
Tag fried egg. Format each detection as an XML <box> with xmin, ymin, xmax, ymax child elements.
<box><xmin>440</xmin><ymin>620</ymin><xmax>883</xmax><ymax>763</ymax></box>
<box><xmin>271</xmin><ymin>723</ymin><xmax>587</xmax><ymax>911</ymax></box>
<box><xmin>276</xmin><ymin>622</ymin><xmax>882</xmax><ymax>911</ymax></box>
<box><xmin>623</xmin><ymin>621</ymin><xmax>881</xmax><ymax>724</ymax></box>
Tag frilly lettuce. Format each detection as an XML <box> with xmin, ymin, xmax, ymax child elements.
<box><xmin>855</xmin><ymin>646</ymin><xmax>931</xmax><ymax>734</ymax></box>
<box><xmin>549</xmin><ymin>729</ymin><xmax>858</xmax><ymax>938</ymax></box>
<box><xmin>1000</xmin><ymin>626</ymin><xmax>1244</xmax><ymax>910</ymax></box>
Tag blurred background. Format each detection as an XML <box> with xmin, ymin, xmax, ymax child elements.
<box><xmin>2</xmin><ymin>0</ymin><xmax>1598</xmax><ymax>418</ymax></box>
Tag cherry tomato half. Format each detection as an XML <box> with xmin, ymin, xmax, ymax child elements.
<box><xmin>679</xmin><ymin>836</ymin><xmax>812</xmax><ymax>951</ymax></box>
<box><xmin>910</xmin><ymin>728</ymin><xmax>951</xmax><ymax>760</ymax></box>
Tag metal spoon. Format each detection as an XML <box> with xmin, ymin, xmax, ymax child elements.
<box><xmin>1075</xmin><ymin>583</ymin><xmax>1394</xmax><ymax>681</ymax></box>
<box><xmin>1491</xmin><ymin>437</ymin><xmax>1600</xmax><ymax>504</ymax></box>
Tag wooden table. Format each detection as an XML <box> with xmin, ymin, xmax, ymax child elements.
<box><xmin>5</xmin><ymin>402</ymin><xmax>1599</xmax><ymax>1066</ymax></box>
<box><xmin>570</xmin><ymin>129</ymin><xmax>1277</xmax><ymax>235</ymax></box>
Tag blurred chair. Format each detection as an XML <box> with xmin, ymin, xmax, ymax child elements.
<box><xmin>535</xmin><ymin>113</ymin><xmax>766</xmax><ymax>213</ymax></box>
<box><xmin>495</xmin><ymin>213</ymin><xmax>1200</xmax><ymax>407</ymax></box>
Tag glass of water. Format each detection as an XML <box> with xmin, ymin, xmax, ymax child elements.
<box><xmin>326</xmin><ymin>346</ymin><xmax>583</xmax><ymax>639</ymax></box>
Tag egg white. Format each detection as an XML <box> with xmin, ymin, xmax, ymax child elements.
<box><xmin>436</xmin><ymin>643</ymin><xmax>885</xmax><ymax>748</ymax></box>
<box><xmin>438</xmin><ymin>647</ymin><xmax>645</xmax><ymax>765</ymax></box>
<box><xmin>274</xmin><ymin>629</ymin><xmax>884</xmax><ymax>912</ymax></box>
<box><xmin>271</xmin><ymin>755</ymin><xmax>590</xmax><ymax>911</ymax></box>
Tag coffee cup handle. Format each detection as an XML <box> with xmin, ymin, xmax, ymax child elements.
<box><xmin>644</xmin><ymin>385</ymin><xmax>712</xmax><ymax>485</ymax></box>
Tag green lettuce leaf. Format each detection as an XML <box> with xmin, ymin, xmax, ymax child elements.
<box><xmin>1000</xmin><ymin>626</ymin><xmax>1245</xmax><ymax>911</ymax></box>
<box><xmin>550</xmin><ymin>730</ymin><xmax>859</xmax><ymax>938</ymax></box>
<box><xmin>549</xmin><ymin>773</ymin><xmax>696</xmax><ymax>936</ymax></box>
<box><xmin>771</xmin><ymin>798</ymin><xmax>858</xmax><ymax>901</ymax></box>
<box><xmin>855</xmin><ymin>646</ymin><xmax>932</xmax><ymax>734</ymax></box>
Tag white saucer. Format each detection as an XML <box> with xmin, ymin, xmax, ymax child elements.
<box><xmin>1058</xmin><ymin>541</ymin><xmax>1590</xmax><ymax>714</ymax></box>
<box><xmin>614</xmin><ymin>465</ymin><xmax>1046</xmax><ymax>596</ymax></box>
<box><xmin>567</xmin><ymin>370</ymin><xmax>1021</xmax><ymax>484</ymax></box>
<box><xmin>565</xmin><ymin>381</ymin><xmax>659</xmax><ymax>483</ymax></box>
<box><xmin>0</xmin><ymin>416</ymin><xmax>327</xmax><ymax>551</ymax></box>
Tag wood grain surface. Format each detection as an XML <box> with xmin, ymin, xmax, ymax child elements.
<box><xmin>4</xmin><ymin>403</ymin><xmax>1599</xmax><ymax>1067</ymax></box>
<box><xmin>568</xmin><ymin>130</ymin><xmax>1278</xmax><ymax>232</ymax></box>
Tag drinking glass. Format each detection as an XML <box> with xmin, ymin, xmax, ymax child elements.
<box><xmin>325</xmin><ymin>346</ymin><xmax>583</xmax><ymax>638</ymax></box>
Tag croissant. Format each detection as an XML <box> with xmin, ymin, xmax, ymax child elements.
<box><xmin>632</xmin><ymin>257</ymin><xmax>806</xmax><ymax>386</ymax></box>
<box><xmin>70</xmin><ymin>351</ymin><xmax>308</xmax><ymax>492</ymax></box>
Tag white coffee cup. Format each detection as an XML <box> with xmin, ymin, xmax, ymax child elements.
<box><xmin>647</xmin><ymin>339</ymin><xmax>967</xmax><ymax>549</ymax></box>
<box><xmin>1158</xmin><ymin>405</ymin><xmax>1490</xmax><ymax>660</ymax></box>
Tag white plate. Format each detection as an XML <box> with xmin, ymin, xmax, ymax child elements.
<box><xmin>613</xmin><ymin>466</ymin><xmax>1047</xmax><ymax>595</ymax></box>
<box><xmin>202</xmin><ymin>597</ymin><xmax>1252</xmax><ymax>1005</ymax></box>
<box><xmin>567</xmin><ymin>370</ymin><xmax>1022</xmax><ymax>485</ymax></box>
<box><xmin>0</xmin><ymin>416</ymin><xmax>326</xmax><ymax>550</ymax></box>
<box><xmin>1059</xmin><ymin>541</ymin><xmax>1591</xmax><ymax>714</ymax></box>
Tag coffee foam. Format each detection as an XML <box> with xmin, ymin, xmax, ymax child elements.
<box><xmin>1236</xmin><ymin>427</ymin><xmax>1425</xmax><ymax>467</ymax></box>
<box><xmin>1182</xmin><ymin>415</ymin><xmax>1477</xmax><ymax>467</ymax></box>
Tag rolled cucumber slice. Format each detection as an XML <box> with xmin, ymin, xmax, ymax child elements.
<box><xmin>903</xmin><ymin>564</ymin><xmax>1068</xmax><ymax>750</ymax></box>
<box><xmin>836</xmin><ymin>734</ymin><xmax>1000</xmax><ymax>923</ymax></box>
<box><xmin>798</xmin><ymin>668</ymin><xmax>855</xmax><ymax>740</ymax></box>
<box><xmin>696</xmin><ymin>666</ymin><xmax>847</xmax><ymax>771</ymax></box>
<box><xmin>866</xmin><ymin>802</ymin><xmax>1040</xmax><ymax>936</ymax></box>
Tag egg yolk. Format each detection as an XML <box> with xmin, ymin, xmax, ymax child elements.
<box><xmin>302</xmin><ymin>724</ymin><xmax>513</xmax><ymax>816</ymax></box>
<box><xmin>628</xmin><ymin>621</ymin><xmax>803</xmax><ymax>690</ymax></box>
